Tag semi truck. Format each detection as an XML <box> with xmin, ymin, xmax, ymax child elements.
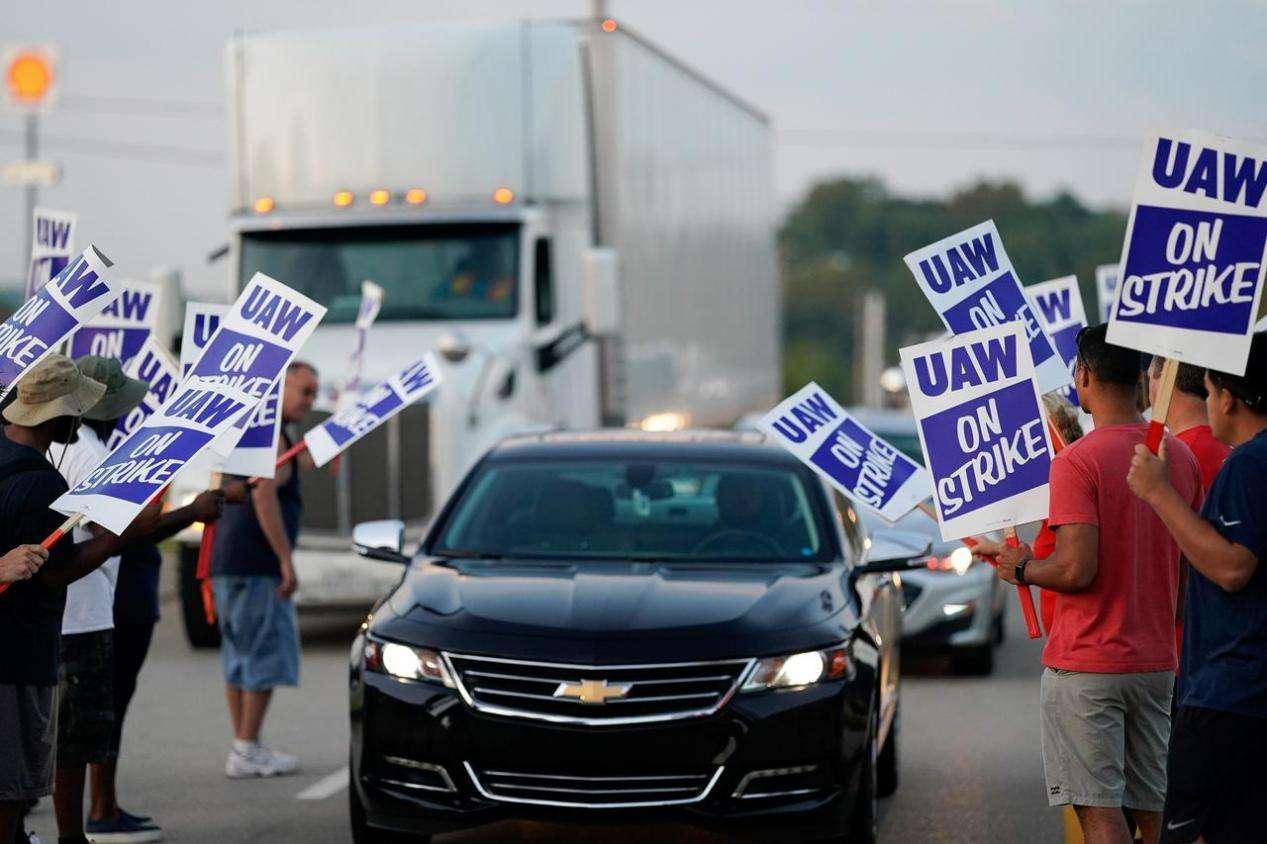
<box><xmin>178</xmin><ymin>17</ymin><xmax>780</xmax><ymax>645</ymax></box>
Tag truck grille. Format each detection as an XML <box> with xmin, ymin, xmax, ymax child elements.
<box><xmin>464</xmin><ymin>762</ymin><xmax>723</xmax><ymax>808</ymax></box>
<box><xmin>442</xmin><ymin>653</ymin><xmax>753</xmax><ymax>726</ymax></box>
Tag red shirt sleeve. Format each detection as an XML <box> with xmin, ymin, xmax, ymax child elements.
<box><xmin>1048</xmin><ymin>449</ymin><xmax>1098</xmax><ymax>528</ymax></box>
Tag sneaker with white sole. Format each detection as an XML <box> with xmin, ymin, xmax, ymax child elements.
<box><xmin>85</xmin><ymin>812</ymin><xmax>164</xmax><ymax>843</ymax></box>
<box><xmin>225</xmin><ymin>743</ymin><xmax>301</xmax><ymax>778</ymax></box>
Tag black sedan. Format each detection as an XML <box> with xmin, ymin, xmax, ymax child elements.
<box><xmin>347</xmin><ymin>430</ymin><xmax>920</xmax><ymax>842</ymax></box>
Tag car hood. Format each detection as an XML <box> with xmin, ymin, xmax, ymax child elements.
<box><xmin>371</xmin><ymin>558</ymin><xmax>858</xmax><ymax>660</ymax></box>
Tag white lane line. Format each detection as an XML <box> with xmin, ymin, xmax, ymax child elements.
<box><xmin>296</xmin><ymin>766</ymin><xmax>350</xmax><ymax>800</ymax></box>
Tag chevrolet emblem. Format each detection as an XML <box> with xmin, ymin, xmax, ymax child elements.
<box><xmin>553</xmin><ymin>678</ymin><xmax>632</xmax><ymax>705</ymax></box>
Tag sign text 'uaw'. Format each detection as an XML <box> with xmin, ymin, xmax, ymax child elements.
<box><xmin>52</xmin><ymin>377</ymin><xmax>256</xmax><ymax>536</ymax></box>
<box><xmin>900</xmin><ymin>322</ymin><xmax>1053</xmax><ymax>541</ymax></box>
<box><xmin>304</xmin><ymin>354</ymin><xmax>443</xmax><ymax>468</ymax></box>
<box><xmin>0</xmin><ymin>245</ymin><xmax>119</xmax><ymax>398</ymax></box>
<box><xmin>109</xmin><ymin>337</ymin><xmax>181</xmax><ymax>451</ymax></box>
<box><xmin>1025</xmin><ymin>275</ymin><xmax>1088</xmax><ymax>407</ymax></box>
<box><xmin>904</xmin><ymin>219</ymin><xmax>1071</xmax><ymax>395</ymax></box>
<box><xmin>759</xmin><ymin>383</ymin><xmax>931</xmax><ymax>524</ymax></box>
<box><xmin>69</xmin><ymin>279</ymin><xmax>161</xmax><ymax>363</ymax></box>
<box><xmin>25</xmin><ymin>207</ymin><xmax>76</xmax><ymax>300</ymax></box>
<box><xmin>1107</xmin><ymin>130</ymin><xmax>1267</xmax><ymax>374</ymax></box>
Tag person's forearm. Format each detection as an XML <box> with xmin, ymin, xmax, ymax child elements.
<box><xmin>1015</xmin><ymin>553</ymin><xmax>1093</xmax><ymax>593</ymax></box>
<box><xmin>1148</xmin><ymin>487</ymin><xmax>1258</xmax><ymax>591</ymax></box>
<box><xmin>115</xmin><ymin>504</ymin><xmax>201</xmax><ymax>551</ymax></box>
<box><xmin>252</xmin><ymin>486</ymin><xmax>292</xmax><ymax>566</ymax></box>
<box><xmin>39</xmin><ymin>533</ymin><xmax>121</xmax><ymax>588</ymax></box>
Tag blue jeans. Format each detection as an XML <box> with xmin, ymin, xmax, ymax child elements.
<box><xmin>213</xmin><ymin>576</ymin><xmax>300</xmax><ymax>691</ymax></box>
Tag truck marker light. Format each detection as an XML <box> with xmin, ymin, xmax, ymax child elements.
<box><xmin>404</xmin><ymin>188</ymin><xmax>428</xmax><ymax>205</ymax></box>
<box><xmin>601</xmin><ymin>18</ymin><xmax>618</xmax><ymax>33</ymax></box>
<box><xmin>252</xmin><ymin>196</ymin><xmax>275</xmax><ymax>214</ymax></box>
<box><xmin>369</xmin><ymin>189</ymin><xmax>391</xmax><ymax>206</ymax></box>
<box><xmin>492</xmin><ymin>187</ymin><xmax>515</xmax><ymax>205</ymax></box>
<box><xmin>333</xmin><ymin>190</ymin><xmax>354</xmax><ymax>208</ymax></box>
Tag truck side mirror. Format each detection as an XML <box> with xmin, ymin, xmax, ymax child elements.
<box><xmin>582</xmin><ymin>247</ymin><xmax>621</xmax><ymax>336</ymax></box>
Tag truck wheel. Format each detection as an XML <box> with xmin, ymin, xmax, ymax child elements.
<box><xmin>952</xmin><ymin>643</ymin><xmax>994</xmax><ymax>676</ymax></box>
<box><xmin>179</xmin><ymin>544</ymin><xmax>220</xmax><ymax>649</ymax></box>
<box><xmin>877</xmin><ymin>703</ymin><xmax>899</xmax><ymax>798</ymax></box>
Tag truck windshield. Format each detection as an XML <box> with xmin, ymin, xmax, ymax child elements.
<box><xmin>239</xmin><ymin>223</ymin><xmax>520</xmax><ymax>322</ymax></box>
<box><xmin>431</xmin><ymin>459</ymin><xmax>835</xmax><ymax>563</ymax></box>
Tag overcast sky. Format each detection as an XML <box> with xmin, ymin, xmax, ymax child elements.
<box><xmin>3</xmin><ymin>1</ymin><xmax>1264</xmax><ymax>296</ymax></box>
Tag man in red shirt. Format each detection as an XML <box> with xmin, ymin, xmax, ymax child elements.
<box><xmin>995</xmin><ymin>325</ymin><xmax>1201</xmax><ymax>844</ymax></box>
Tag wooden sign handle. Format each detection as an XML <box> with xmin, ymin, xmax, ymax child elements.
<box><xmin>1146</xmin><ymin>357</ymin><xmax>1179</xmax><ymax>454</ymax></box>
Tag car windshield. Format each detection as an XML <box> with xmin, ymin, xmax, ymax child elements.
<box><xmin>431</xmin><ymin>459</ymin><xmax>835</xmax><ymax>563</ymax></box>
<box><xmin>239</xmin><ymin>223</ymin><xmax>520</xmax><ymax>322</ymax></box>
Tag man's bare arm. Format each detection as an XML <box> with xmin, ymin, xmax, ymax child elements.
<box><xmin>993</xmin><ymin>523</ymin><xmax>1099</xmax><ymax>593</ymax></box>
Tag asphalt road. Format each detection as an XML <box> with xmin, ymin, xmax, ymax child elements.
<box><xmin>28</xmin><ymin>599</ymin><xmax>1062</xmax><ymax>843</ymax></box>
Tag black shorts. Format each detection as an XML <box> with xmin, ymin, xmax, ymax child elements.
<box><xmin>1161</xmin><ymin>705</ymin><xmax>1267</xmax><ymax>843</ymax></box>
<box><xmin>57</xmin><ymin>629</ymin><xmax>115</xmax><ymax>768</ymax></box>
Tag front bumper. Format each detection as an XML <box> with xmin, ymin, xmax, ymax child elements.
<box><xmin>899</xmin><ymin>565</ymin><xmax>998</xmax><ymax>649</ymax></box>
<box><xmin>350</xmin><ymin>665</ymin><xmax>872</xmax><ymax>839</ymax></box>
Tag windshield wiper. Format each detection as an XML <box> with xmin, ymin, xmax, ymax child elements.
<box><xmin>432</xmin><ymin>548</ymin><xmax>504</xmax><ymax>560</ymax></box>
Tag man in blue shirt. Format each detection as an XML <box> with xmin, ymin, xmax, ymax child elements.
<box><xmin>1127</xmin><ymin>332</ymin><xmax>1267</xmax><ymax>844</ymax></box>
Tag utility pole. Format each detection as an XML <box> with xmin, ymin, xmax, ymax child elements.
<box><xmin>3</xmin><ymin>46</ymin><xmax>58</xmax><ymax>287</ymax></box>
<box><xmin>22</xmin><ymin>112</ymin><xmax>38</xmax><ymax>279</ymax></box>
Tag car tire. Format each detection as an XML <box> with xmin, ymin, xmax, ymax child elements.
<box><xmin>877</xmin><ymin>703</ymin><xmax>899</xmax><ymax>798</ymax></box>
<box><xmin>952</xmin><ymin>642</ymin><xmax>995</xmax><ymax>676</ymax></box>
<box><xmin>350</xmin><ymin>784</ymin><xmax>430</xmax><ymax>844</ymax></box>
<box><xmin>179</xmin><ymin>544</ymin><xmax>220</xmax><ymax>649</ymax></box>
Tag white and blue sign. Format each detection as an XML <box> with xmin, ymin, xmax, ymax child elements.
<box><xmin>109</xmin><ymin>337</ymin><xmax>181</xmax><ymax>451</ymax></box>
<box><xmin>1025</xmin><ymin>275</ymin><xmax>1088</xmax><ymax>407</ymax></box>
<box><xmin>336</xmin><ymin>279</ymin><xmax>384</xmax><ymax>407</ymax></box>
<box><xmin>904</xmin><ymin>220</ymin><xmax>1071</xmax><ymax>396</ymax></box>
<box><xmin>900</xmin><ymin>322</ymin><xmax>1054</xmax><ymax>541</ymax></box>
<box><xmin>304</xmin><ymin>354</ymin><xmax>443</xmax><ymax>468</ymax></box>
<box><xmin>758</xmin><ymin>383</ymin><xmax>931</xmax><ymax>523</ymax></box>
<box><xmin>183</xmin><ymin>275</ymin><xmax>326</xmax><ymax>477</ymax></box>
<box><xmin>25</xmin><ymin>208</ymin><xmax>77</xmax><ymax>300</ymax></box>
<box><xmin>0</xmin><ymin>245</ymin><xmax>119</xmax><ymax>399</ymax></box>
<box><xmin>1095</xmin><ymin>264</ymin><xmax>1119</xmax><ymax>325</ymax></box>
<box><xmin>52</xmin><ymin>377</ymin><xmax>257</xmax><ymax>535</ymax></box>
<box><xmin>1107</xmin><ymin>130</ymin><xmax>1267</xmax><ymax>375</ymax></box>
<box><xmin>69</xmin><ymin>279</ymin><xmax>160</xmax><ymax>363</ymax></box>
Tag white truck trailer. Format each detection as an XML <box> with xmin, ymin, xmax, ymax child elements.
<box><xmin>178</xmin><ymin>18</ymin><xmax>780</xmax><ymax>645</ymax></box>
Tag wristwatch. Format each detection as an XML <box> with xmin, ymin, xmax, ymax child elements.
<box><xmin>1015</xmin><ymin>555</ymin><xmax>1032</xmax><ymax>585</ymax></box>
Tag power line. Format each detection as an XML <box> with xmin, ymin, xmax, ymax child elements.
<box><xmin>0</xmin><ymin>129</ymin><xmax>222</xmax><ymax>167</ymax></box>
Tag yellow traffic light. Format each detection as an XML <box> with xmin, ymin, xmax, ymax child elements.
<box><xmin>5</xmin><ymin>50</ymin><xmax>54</xmax><ymax>105</ymax></box>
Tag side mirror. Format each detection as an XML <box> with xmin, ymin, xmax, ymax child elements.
<box><xmin>435</xmin><ymin>331</ymin><xmax>472</xmax><ymax>365</ymax></box>
<box><xmin>353</xmin><ymin>520</ymin><xmax>409</xmax><ymax>564</ymax></box>
<box><xmin>851</xmin><ymin>539</ymin><xmax>932</xmax><ymax>578</ymax></box>
<box><xmin>582</xmin><ymin>247</ymin><xmax>620</xmax><ymax>336</ymax></box>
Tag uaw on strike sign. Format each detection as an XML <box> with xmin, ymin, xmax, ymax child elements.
<box><xmin>109</xmin><ymin>337</ymin><xmax>180</xmax><ymax>450</ymax></box>
<box><xmin>905</xmin><ymin>220</ymin><xmax>1071</xmax><ymax>396</ymax></box>
<box><xmin>900</xmin><ymin>322</ymin><xmax>1054</xmax><ymax>541</ymax></box>
<box><xmin>1025</xmin><ymin>275</ymin><xmax>1088</xmax><ymax>406</ymax></box>
<box><xmin>53</xmin><ymin>274</ymin><xmax>325</xmax><ymax>535</ymax></box>
<box><xmin>0</xmin><ymin>246</ymin><xmax>119</xmax><ymax>397</ymax></box>
<box><xmin>758</xmin><ymin>383</ymin><xmax>931</xmax><ymax>524</ymax></box>
<box><xmin>1107</xmin><ymin>130</ymin><xmax>1267</xmax><ymax>374</ymax></box>
<box><xmin>305</xmin><ymin>354</ymin><xmax>443</xmax><ymax>468</ymax></box>
<box><xmin>69</xmin><ymin>279</ymin><xmax>161</xmax><ymax>363</ymax></box>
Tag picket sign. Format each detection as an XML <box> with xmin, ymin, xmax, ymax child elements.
<box><xmin>336</xmin><ymin>280</ymin><xmax>384</xmax><ymax>405</ymax></box>
<box><xmin>757</xmin><ymin>382</ymin><xmax>931</xmax><ymax>524</ymax></box>
<box><xmin>1024</xmin><ymin>275</ymin><xmax>1088</xmax><ymax>407</ymax></box>
<box><xmin>1106</xmin><ymin>130</ymin><xmax>1267</xmax><ymax>452</ymax></box>
<box><xmin>1094</xmin><ymin>264</ymin><xmax>1119</xmax><ymax>325</ymax></box>
<box><xmin>109</xmin><ymin>338</ymin><xmax>181</xmax><ymax>450</ymax></box>
<box><xmin>904</xmin><ymin>220</ymin><xmax>1072</xmax><ymax>396</ymax></box>
<box><xmin>901</xmin><ymin>322</ymin><xmax>1054</xmax><ymax>640</ymax></box>
<box><xmin>69</xmin><ymin>279</ymin><xmax>161</xmax><ymax>363</ymax></box>
<box><xmin>0</xmin><ymin>246</ymin><xmax>121</xmax><ymax>399</ymax></box>
<box><xmin>25</xmin><ymin>207</ymin><xmax>77</xmax><ymax>300</ymax></box>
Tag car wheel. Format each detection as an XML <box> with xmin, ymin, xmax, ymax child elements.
<box><xmin>952</xmin><ymin>642</ymin><xmax>995</xmax><ymax>676</ymax></box>
<box><xmin>179</xmin><ymin>545</ymin><xmax>220</xmax><ymax>649</ymax></box>
<box><xmin>350</xmin><ymin>784</ymin><xmax>429</xmax><ymax>843</ymax></box>
<box><xmin>877</xmin><ymin>703</ymin><xmax>899</xmax><ymax>798</ymax></box>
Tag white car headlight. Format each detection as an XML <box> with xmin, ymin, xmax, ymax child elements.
<box><xmin>365</xmin><ymin>639</ymin><xmax>456</xmax><ymax>687</ymax></box>
<box><xmin>741</xmin><ymin>646</ymin><xmax>854</xmax><ymax>692</ymax></box>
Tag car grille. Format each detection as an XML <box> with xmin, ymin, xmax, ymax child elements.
<box><xmin>464</xmin><ymin>762</ymin><xmax>724</xmax><ymax>808</ymax></box>
<box><xmin>900</xmin><ymin>578</ymin><xmax>923</xmax><ymax>608</ymax></box>
<box><xmin>442</xmin><ymin>653</ymin><xmax>754</xmax><ymax>725</ymax></box>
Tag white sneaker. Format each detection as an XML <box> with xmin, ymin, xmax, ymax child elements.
<box><xmin>225</xmin><ymin>743</ymin><xmax>299</xmax><ymax>778</ymax></box>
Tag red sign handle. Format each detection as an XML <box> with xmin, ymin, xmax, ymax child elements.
<box><xmin>1006</xmin><ymin>529</ymin><xmax>1042</xmax><ymax>639</ymax></box>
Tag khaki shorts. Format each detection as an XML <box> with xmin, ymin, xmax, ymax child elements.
<box><xmin>1040</xmin><ymin>668</ymin><xmax>1172</xmax><ymax>811</ymax></box>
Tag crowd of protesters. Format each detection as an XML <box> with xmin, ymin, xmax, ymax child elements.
<box><xmin>0</xmin><ymin>356</ymin><xmax>318</xmax><ymax>844</ymax></box>
<box><xmin>981</xmin><ymin>326</ymin><xmax>1267</xmax><ymax>844</ymax></box>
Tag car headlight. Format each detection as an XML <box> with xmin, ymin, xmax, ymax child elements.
<box><xmin>364</xmin><ymin>639</ymin><xmax>456</xmax><ymax>687</ymax></box>
<box><xmin>741</xmin><ymin>646</ymin><xmax>854</xmax><ymax>692</ymax></box>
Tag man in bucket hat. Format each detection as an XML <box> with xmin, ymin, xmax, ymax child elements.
<box><xmin>0</xmin><ymin>356</ymin><xmax>120</xmax><ymax>844</ymax></box>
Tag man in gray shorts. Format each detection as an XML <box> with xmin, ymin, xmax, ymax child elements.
<box><xmin>992</xmin><ymin>327</ymin><xmax>1201</xmax><ymax>843</ymax></box>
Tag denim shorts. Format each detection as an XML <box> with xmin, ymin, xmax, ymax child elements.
<box><xmin>213</xmin><ymin>575</ymin><xmax>300</xmax><ymax>692</ymax></box>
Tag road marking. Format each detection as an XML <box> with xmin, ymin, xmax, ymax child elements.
<box><xmin>296</xmin><ymin>766</ymin><xmax>349</xmax><ymax>801</ymax></box>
